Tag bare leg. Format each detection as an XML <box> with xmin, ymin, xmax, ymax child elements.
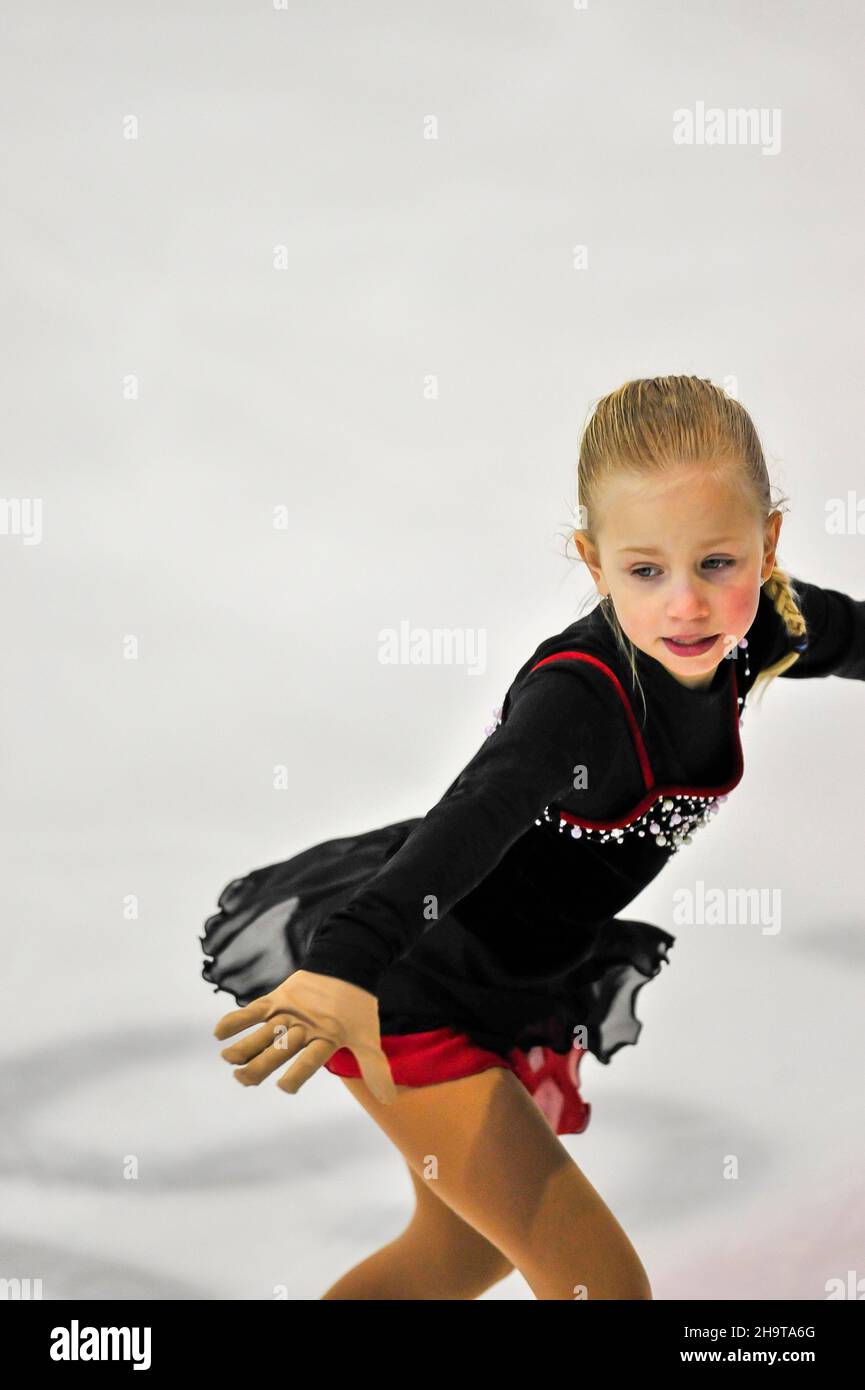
<box><xmin>323</xmin><ymin>1067</ymin><xmax>652</xmax><ymax>1301</ymax></box>
<box><xmin>322</xmin><ymin>1153</ymin><xmax>514</xmax><ymax>1300</ymax></box>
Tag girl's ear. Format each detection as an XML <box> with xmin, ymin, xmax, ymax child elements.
<box><xmin>761</xmin><ymin>511</ymin><xmax>783</xmax><ymax>578</ymax></box>
<box><xmin>572</xmin><ymin>533</ymin><xmax>605</xmax><ymax>589</ymax></box>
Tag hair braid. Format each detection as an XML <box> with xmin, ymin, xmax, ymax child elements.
<box><xmin>748</xmin><ymin>566</ymin><xmax>808</xmax><ymax>707</ymax></box>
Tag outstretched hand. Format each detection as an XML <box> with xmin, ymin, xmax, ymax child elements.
<box><xmin>213</xmin><ymin>969</ymin><xmax>398</xmax><ymax>1105</ymax></box>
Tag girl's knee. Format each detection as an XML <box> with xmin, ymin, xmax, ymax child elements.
<box><xmin>500</xmin><ymin>1170</ymin><xmax>655</xmax><ymax>1301</ymax></box>
<box><xmin>457</xmin><ymin>1245</ymin><xmax>515</xmax><ymax>1296</ymax></box>
<box><xmin>404</xmin><ymin>1175</ymin><xmax>516</xmax><ymax>1295</ymax></box>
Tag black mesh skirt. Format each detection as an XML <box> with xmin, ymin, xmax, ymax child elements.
<box><xmin>200</xmin><ymin>818</ymin><xmax>675</xmax><ymax>1068</ymax></box>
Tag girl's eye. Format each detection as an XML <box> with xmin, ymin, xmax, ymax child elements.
<box><xmin>629</xmin><ymin>558</ymin><xmax>736</xmax><ymax>580</ymax></box>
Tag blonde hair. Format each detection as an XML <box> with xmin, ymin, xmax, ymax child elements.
<box><xmin>567</xmin><ymin>375</ymin><xmax>808</xmax><ymax>725</ymax></box>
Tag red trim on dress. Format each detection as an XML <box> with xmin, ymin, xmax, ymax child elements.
<box><xmin>528</xmin><ymin>650</ymin><xmax>656</xmax><ymax>791</ymax></box>
<box><xmin>526</xmin><ymin>649</ymin><xmax>744</xmax><ymax>830</ymax></box>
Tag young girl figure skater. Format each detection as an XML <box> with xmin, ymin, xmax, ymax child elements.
<box><xmin>201</xmin><ymin>375</ymin><xmax>865</xmax><ymax>1300</ymax></box>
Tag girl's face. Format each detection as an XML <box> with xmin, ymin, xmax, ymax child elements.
<box><xmin>576</xmin><ymin>465</ymin><xmax>783</xmax><ymax>691</ymax></box>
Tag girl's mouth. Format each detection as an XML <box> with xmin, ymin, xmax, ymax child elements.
<box><xmin>662</xmin><ymin>633</ymin><xmax>718</xmax><ymax>657</ymax></box>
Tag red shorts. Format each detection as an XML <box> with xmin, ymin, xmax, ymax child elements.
<box><xmin>324</xmin><ymin>1025</ymin><xmax>591</xmax><ymax>1136</ymax></box>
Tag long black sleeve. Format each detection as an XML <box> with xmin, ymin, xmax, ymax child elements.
<box><xmin>300</xmin><ymin>665</ymin><xmax>611</xmax><ymax>996</ymax></box>
<box><xmin>768</xmin><ymin>575</ymin><xmax>865</xmax><ymax>680</ymax></box>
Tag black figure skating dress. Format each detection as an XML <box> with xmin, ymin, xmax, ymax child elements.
<box><xmin>200</xmin><ymin>577</ymin><xmax>865</xmax><ymax>1134</ymax></box>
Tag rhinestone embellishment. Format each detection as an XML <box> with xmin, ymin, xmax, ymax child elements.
<box><xmin>484</xmin><ymin>704</ymin><xmax>504</xmax><ymax>737</ymax></box>
<box><xmin>735</xmin><ymin>637</ymin><xmax>750</xmax><ymax>725</ymax></box>
<box><xmin>534</xmin><ymin>791</ymin><xmax>729</xmax><ymax>855</ymax></box>
<box><xmin>489</xmin><ymin>636</ymin><xmax>754</xmax><ymax>853</ymax></box>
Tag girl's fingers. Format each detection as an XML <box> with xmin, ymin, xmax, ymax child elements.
<box><xmin>224</xmin><ymin>1016</ymin><xmax>307</xmax><ymax>1072</ymax></box>
<box><xmin>212</xmin><ymin>975</ymin><xmax>395</xmax><ymax>1102</ymax></box>
<box><xmin>213</xmin><ymin>994</ymin><xmax>274</xmax><ymax>1041</ymax></box>
<box><xmin>275</xmin><ymin>1036</ymin><xmax>340</xmax><ymax>1095</ymax></box>
<box><xmin>223</xmin><ymin>1016</ymin><xmax>397</xmax><ymax>1104</ymax></box>
<box><xmin>219</xmin><ymin>1013</ymin><xmax>298</xmax><ymax>1065</ymax></box>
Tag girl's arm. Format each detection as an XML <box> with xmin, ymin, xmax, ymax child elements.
<box><xmin>301</xmin><ymin>664</ymin><xmax>612</xmax><ymax>997</ymax></box>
